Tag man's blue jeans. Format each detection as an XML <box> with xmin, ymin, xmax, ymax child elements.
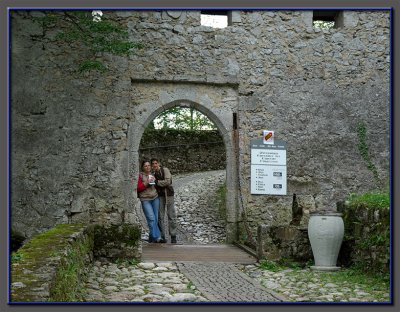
<box><xmin>141</xmin><ymin>197</ymin><xmax>161</xmax><ymax>241</ymax></box>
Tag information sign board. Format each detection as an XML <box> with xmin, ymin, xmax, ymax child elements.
<box><xmin>250</xmin><ymin>139</ymin><xmax>287</xmax><ymax>195</ymax></box>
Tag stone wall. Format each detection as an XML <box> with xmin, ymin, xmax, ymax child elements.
<box><xmin>10</xmin><ymin>10</ymin><xmax>390</xmax><ymax>242</ymax></box>
<box><xmin>338</xmin><ymin>203</ymin><xmax>390</xmax><ymax>273</ymax></box>
<box><xmin>257</xmin><ymin>201</ymin><xmax>390</xmax><ymax>271</ymax></box>
<box><xmin>93</xmin><ymin>224</ymin><xmax>142</xmax><ymax>261</ymax></box>
<box><xmin>10</xmin><ymin>224</ymin><xmax>93</xmax><ymax>302</ymax></box>
<box><xmin>10</xmin><ymin>223</ymin><xmax>142</xmax><ymax>302</ymax></box>
<box><xmin>257</xmin><ymin>224</ymin><xmax>312</xmax><ymax>262</ymax></box>
<box><xmin>139</xmin><ymin>129</ymin><xmax>225</xmax><ymax>173</ymax></box>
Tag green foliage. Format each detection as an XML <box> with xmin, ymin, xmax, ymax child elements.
<box><xmin>259</xmin><ymin>259</ymin><xmax>282</xmax><ymax>272</ymax></box>
<box><xmin>10</xmin><ymin>224</ymin><xmax>90</xmax><ymax>302</ymax></box>
<box><xmin>356</xmin><ymin>122</ymin><xmax>380</xmax><ymax>183</ymax></box>
<box><xmin>115</xmin><ymin>258</ymin><xmax>139</xmax><ymax>266</ymax></box>
<box><xmin>260</xmin><ymin>259</ymin><xmax>390</xmax><ymax>295</ymax></box>
<box><xmin>153</xmin><ymin>107</ymin><xmax>217</xmax><ymax>130</ymax></box>
<box><xmin>187</xmin><ymin>281</ymin><xmax>194</xmax><ymax>290</ymax></box>
<box><xmin>11</xmin><ymin>252</ymin><xmax>23</xmax><ymax>263</ymax></box>
<box><xmin>357</xmin><ymin>229</ymin><xmax>389</xmax><ymax>250</ymax></box>
<box><xmin>93</xmin><ymin>224</ymin><xmax>141</xmax><ymax>250</ymax></box>
<box><xmin>141</xmin><ymin>128</ymin><xmax>223</xmax><ymax>148</ymax></box>
<box><xmin>348</xmin><ymin>191</ymin><xmax>390</xmax><ymax>210</ymax></box>
<box><xmin>50</xmin><ymin>237</ymin><xmax>92</xmax><ymax>302</ymax></box>
<box><xmin>343</xmin><ymin>191</ymin><xmax>390</xmax><ymax>273</ymax></box>
<box><xmin>313</xmin><ymin>20</ymin><xmax>335</xmax><ymax>29</ymax></box>
<box><xmin>259</xmin><ymin>258</ymin><xmax>304</xmax><ymax>272</ymax></box>
<box><xmin>78</xmin><ymin>60</ymin><xmax>106</xmax><ymax>72</ymax></box>
<box><xmin>317</xmin><ymin>267</ymin><xmax>389</xmax><ymax>291</ymax></box>
<box><xmin>33</xmin><ymin>11</ymin><xmax>143</xmax><ymax>72</ymax></box>
<box><xmin>283</xmin><ymin>266</ymin><xmax>390</xmax><ymax>301</ymax></box>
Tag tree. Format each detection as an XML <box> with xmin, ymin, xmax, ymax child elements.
<box><xmin>152</xmin><ymin>107</ymin><xmax>217</xmax><ymax>131</ymax></box>
<box><xmin>32</xmin><ymin>10</ymin><xmax>143</xmax><ymax>72</ymax></box>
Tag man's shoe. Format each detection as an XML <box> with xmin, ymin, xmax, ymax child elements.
<box><xmin>171</xmin><ymin>236</ymin><xmax>177</xmax><ymax>244</ymax></box>
<box><xmin>156</xmin><ymin>238</ymin><xmax>167</xmax><ymax>243</ymax></box>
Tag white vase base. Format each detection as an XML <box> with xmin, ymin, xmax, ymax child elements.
<box><xmin>310</xmin><ymin>265</ymin><xmax>341</xmax><ymax>272</ymax></box>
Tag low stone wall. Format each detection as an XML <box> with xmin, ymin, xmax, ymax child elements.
<box><xmin>10</xmin><ymin>224</ymin><xmax>92</xmax><ymax>302</ymax></box>
<box><xmin>139</xmin><ymin>129</ymin><xmax>226</xmax><ymax>173</ymax></box>
<box><xmin>338</xmin><ymin>203</ymin><xmax>390</xmax><ymax>273</ymax></box>
<box><xmin>10</xmin><ymin>223</ymin><xmax>141</xmax><ymax>302</ymax></box>
<box><xmin>93</xmin><ymin>224</ymin><xmax>142</xmax><ymax>261</ymax></box>
<box><xmin>257</xmin><ymin>203</ymin><xmax>390</xmax><ymax>272</ymax></box>
<box><xmin>257</xmin><ymin>225</ymin><xmax>312</xmax><ymax>262</ymax></box>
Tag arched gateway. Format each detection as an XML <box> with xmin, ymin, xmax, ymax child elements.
<box><xmin>127</xmin><ymin>82</ymin><xmax>239</xmax><ymax>242</ymax></box>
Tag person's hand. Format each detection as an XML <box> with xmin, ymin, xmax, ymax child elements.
<box><xmin>149</xmin><ymin>175</ymin><xmax>155</xmax><ymax>184</ymax></box>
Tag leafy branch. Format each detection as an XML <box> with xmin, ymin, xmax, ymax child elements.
<box><xmin>32</xmin><ymin>11</ymin><xmax>143</xmax><ymax>72</ymax></box>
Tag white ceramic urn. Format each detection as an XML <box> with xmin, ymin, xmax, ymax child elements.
<box><xmin>308</xmin><ymin>211</ymin><xmax>344</xmax><ymax>271</ymax></box>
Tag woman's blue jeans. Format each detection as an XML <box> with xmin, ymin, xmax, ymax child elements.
<box><xmin>141</xmin><ymin>197</ymin><xmax>161</xmax><ymax>241</ymax></box>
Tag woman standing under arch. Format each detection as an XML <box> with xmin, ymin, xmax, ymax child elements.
<box><xmin>137</xmin><ymin>160</ymin><xmax>165</xmax><ymax>243</ymax></box>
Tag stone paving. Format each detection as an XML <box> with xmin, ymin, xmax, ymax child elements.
<box><xmin>176</xmin><ymin>262</ymin><xmax>285</xmax><ymax>302</ymax></box>
<box><xmin>83</xmin><ymin>259</ymin><xmax>390</xmax><ymax>303</ymax></box>
<box><xmin>240</xmin><ymin>264</ymin><xmax>390</xmax><ymax>303</ymax></box>
<box><xmin>138</xmin><ymin>170</ymin><xmax>227</xmax><ymax>244</ymax></box>
<box><xmin>84</xmin><ymin>261</ymin><xmax>208</xmax><ymax>303</ymax></box>
<box><xmin>83</xmin><ymin>170</ymin><xmax>390</xmax><ymax>303</ymax></box>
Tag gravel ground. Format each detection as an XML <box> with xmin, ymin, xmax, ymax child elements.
<box><xmin>112</xmin><ymin>170</ymin><xmax>391</xmax><ymax>303</ymax></box>
<box><xmin>240</xmin><ymin>264</ymin><xmax>390</xmax><ymax>303</ymax></box>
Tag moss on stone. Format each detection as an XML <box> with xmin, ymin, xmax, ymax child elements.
<box><xmin>341</xmin><ymin>197</ymin><xmax>390</xmax><ymax>273</ymax></box>
<box><xmin>11</xmin><ymin>223</ymin><xmax>141</xmax><ymax>302</ymax></box>
<box><xmin>10</xmin><ymin>224</ymin><xmax>89</xmax><ymax>302</ymax></box>
<box><xmin>49</xmin><ymin>232</ymin><xmax>93</xmax><ymax>302</ymax></box>
<box><xmin>92</xmin><ymin>223</ymin><xmax>141</xmax><ymax>261</ymax></box>
<box><xmin>93</xmin><ymin>224</ymin><xmax>141</xmax><ymax>248</ymax></box>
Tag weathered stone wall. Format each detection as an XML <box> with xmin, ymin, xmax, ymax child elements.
<box><xmin>10</xmin><ymin>10</ymin><xmax>390</xmax><ymax>242</ymax></box>
<box><xmin>10</xmin><ymin>223</ymin><xmax>141</xmax><ymax>302</ymax></box>
<box><xmin>140</xmin><ymin>129</ymin><xmax>225</xmax><ymax>173</ymax></box>
<box><xmin>257</xmin><ymin>224</ymin><xmax>312</xmax><ymax>262</ymax></box>
<box><xmin>338</xmin><ymin>203</ymin><xmax>390</xmax><ymax>273</ymax></box>
<box><xmin>10</xmin><ymin>224</ymin><xmax>93</xmax><ymax>302</ymax></box>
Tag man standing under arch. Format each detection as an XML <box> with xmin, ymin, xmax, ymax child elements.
<box><xmin>151</xmin><ymin>158</ymin><xmax>178</xmax><ymax>244</ymax></box>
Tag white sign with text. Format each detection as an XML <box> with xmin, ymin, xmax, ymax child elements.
<box><xmin>250</xmin><ymin>138</ymin><xmax>287</xmax><ymax>195</ymax></box>
<box><xmin>250</xmin><ymin>165</ymin><xmax>287</xmax><ymax>195</ymax></box>
<box><xmin>251</xmin><ymin>149</ymin><xmax>286</xmax><ymax>166</ymax></box>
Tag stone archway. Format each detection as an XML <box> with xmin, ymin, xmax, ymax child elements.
<box><xmin>127</xmin><ymin>83</ymin><xmax>239</xmax><ymax>242</ymax></box>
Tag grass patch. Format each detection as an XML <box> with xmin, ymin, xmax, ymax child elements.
<box><xmin>259</xmin><ymin>259</ymin><xmax>283</xmax><ymax>272</ymax></box>
<box><xmin>10</xmin><ymin>224</ymin><xmax>91</xmax><ymax>302</ymax></box>
<box><xmin>259</xmin><ymin>258</ymin><xmax>309</xmax><ymax>272</ymax></box>
<box><xmin>259</xmin><ymin>261</ymin><xmax>390</xmax><ymax>302</ymax></box>
<box><xmin>317</xmin><ymin>268</ymin><xmax>389</xmax><ymax>289</ymax></box>
<box><xmin>115</xmin><ymin>258</ymin><xmax>139</xmax><ymax>266</ymax></box>
<box><xmin>347</xmin><ymin>191</ymin><xmax>390</xmax><ymax>209</ymax></box>
<box><xmin>287</xmin><ymin>267</ymin><xmax>390</xmax><ymax>300</ymax></box>
<box><xmin>49</xmin><ymin>235</ymin><xmax>93</xmax><ymax>302</ymax></box>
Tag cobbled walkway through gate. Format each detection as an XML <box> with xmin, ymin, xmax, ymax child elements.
<box><xmin>176</xmin><ymin>262</ymin><xmax>286</xmax><ymax>302</ymax></box>
<box><xmin>83</xmin><ymin>171</ymin><xmax>390</xmax><ymax>303</ymax></box>
<box><xmin>84</xmin><ymin>170</ymin><xmax>287</xmax><ymax>303</ymax></box>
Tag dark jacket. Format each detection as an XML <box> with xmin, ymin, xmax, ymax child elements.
<box><xmin>154</xmin><ymin>167</ymin><xmax>174</xmax><ymax>197</ymax></box>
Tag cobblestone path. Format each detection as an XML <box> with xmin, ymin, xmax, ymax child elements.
<box><xmin>176</xmin><ymin>262</ymin><xmax>286</xmax><ymax>302</ymax></box>
<box><xmin>83</xmin><ymin>170</ymin><xmax>390</xmax><ymax>303</ymax></box>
